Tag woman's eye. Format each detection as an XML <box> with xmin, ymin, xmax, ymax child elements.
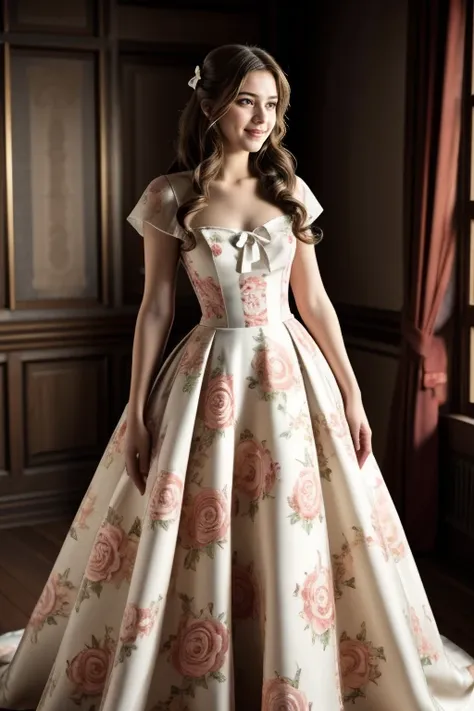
<box><xmin>238</xmin><ymin>98</ymin><xmax>252</xmax><ymax>106</ymax></box>
<box><xmin>267</xmin><ymin>102</ymin><xmax>277</xmax><ymax>109</ymax></box>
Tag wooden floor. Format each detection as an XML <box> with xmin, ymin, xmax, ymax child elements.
<box><xmin>0</xmin><ymin>519</ymin><xmax>72</xmax><ymax>635</ymax></box>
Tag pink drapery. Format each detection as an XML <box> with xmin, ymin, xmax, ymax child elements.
<box><xmin>384</xmin><ymin>0</ymin><xmax>466</xmax><ymax>553</ymax></box>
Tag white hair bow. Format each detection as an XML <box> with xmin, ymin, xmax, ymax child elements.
<box><xmin>188</xmin><ymin>65</ymin><xmax>201</xmax><ymax>90</ymax></box>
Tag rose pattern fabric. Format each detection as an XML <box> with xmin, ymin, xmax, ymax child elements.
<box><xmin>232</xmin><ymin>558</ymin><xmax>260</xmax><ymax>620</ymax></box>
<box><xmin>262</xmin><ymin>669</ymin><xmax>310</xmax><ymax>711</ymax></box>
<box><xmin>66</xmin><ymin>627</ymin><xmax>116</xmax><ymax>703</ymax></box>
<box><xmin>186</xmin><ymin>266</ymin><xmax>225</xmax><ymax>320</ymax></box>
<box><xmin>117</xmin><ymin>599</ymin><xmax>161</xmax><ymax>665</ymax></box>
<box><xmin>339</xmin><ymin>623</ymin><xmax>386</xmax><ymax>703</ymax></box>
<box><xmin>203</xmin><ymin>372</ymin><xmax>235</xmax><ymax>430</ymax></box>
<box><xmin>148</xmin><ymin>471</ymin><xmax>183</xmax><ymax>531</ymax></box>
<box><xmin>178</xmin><ymin>332</ymin><xmax>211</xmax><ymax>394</ymax></box>
<box><xmin>179</xmin><ymin>487</ymin><xmax>230</xmax><ymax>570</ymax></box>
<box><xmin>295</xmin><ymin>551</ymin><xmax>335</xmax><ymax>648</ymax></box>
<box><xmin>103</xmin><ymin>419</ymin><xmax>127</xmax><ymax>468</ymax></box>
<box><xmin>288</xmin><ymin>454</ymin><xmax>323</xmax><ymax>533</ymax></box>
<box><xmin>1</xmin><ymin>176</ymin><xmax>473</xmax><ymax>711</ymax></box>
<box><xmin>28</xmin><ymin>570</ymin><xmax>76</xmax><ymax>643</ymax></box>
<box><xmin>370</xmin><ymin>477</ymin><xmax>407</xmax><ymax>562</ymax></box>
<box><xmin>234</xmin><ymin>430</ymin><xmax>280</xmax><ymax>520</ymax></box>
<box><xmin>406</xmin><ymin>606</ymin><xmax>441</xmax><ymax>666</ymax></box>
<box><xmin>69</xmin><ymin>489</ymin><xmax>97</xmax><ymax>540</ymax></box>
<box><xmin>239</xmin><ymin>275</ymin><xmax>268</xmax><ymax>326</ymax></box>
<box><xmin>75</xmin><ymin>508</ymin><xmax>141</xmax><ymax>612</ymax></box>
<box><xmin>249</xmin><ymin>330</ymin><xmax>298</xmax><ymax>398</ymax></box>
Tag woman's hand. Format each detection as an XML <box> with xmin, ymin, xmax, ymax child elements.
<box><xmin>344</xmin><ymin>393</ymin><xmax>372</xmax><ymax>469</ymax></box>
<box><xmin>124</xmin><ymin>416</ymin><xmax>151</xmax><ymax>495</ymax></box>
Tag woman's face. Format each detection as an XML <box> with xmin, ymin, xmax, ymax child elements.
<box><xmin>215</xmin><ymin>70</ymin><xmax>279</xmax><ymax>154</ymax></box>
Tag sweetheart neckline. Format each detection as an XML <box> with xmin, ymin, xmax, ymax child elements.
<box><xmin>189</xmin><ymin>214</ymin><xmax>290</xmax><ymax>235</ymax></box>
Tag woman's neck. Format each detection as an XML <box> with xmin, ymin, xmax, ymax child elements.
<box><xmin>217</xmin><ymin>150</ymin><xmax>252</xmax><ymax>184</ymax></box>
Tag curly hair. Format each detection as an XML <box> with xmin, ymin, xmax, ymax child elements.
<box><xmin>173</xmin><ymin>44</ymin><xmax>320</xmax><ymax>250</ymax></box>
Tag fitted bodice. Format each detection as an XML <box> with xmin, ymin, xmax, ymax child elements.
<box><xmin>180</xmin><ymin>214</ymin><xmax>296</xmax><ymax>329</ymax></box>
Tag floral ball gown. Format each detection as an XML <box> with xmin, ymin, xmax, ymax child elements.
<box><xmin>0</xmin><ymin>170</ymin><xmax>473</xmax><ymax>711</ymax></box>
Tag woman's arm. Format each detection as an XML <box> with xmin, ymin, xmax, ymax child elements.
<box><xmin>125</xmin><ymin>223</ymin><xmax>181</xmax><ymax>494</ymax></box>
<box><xmin>127</xmin><ymin>223</ymin><xmax>181</xmax><ymax>422</ymax></box>
<box><xmin>290</xmin><ymin>240</ymin><xmax>360</xmax><ymax>401</ymax></box>
<box><xmin>290</xmin><ymin>240</ymin><xmax>372</xmax><ymax>468</ymax></box>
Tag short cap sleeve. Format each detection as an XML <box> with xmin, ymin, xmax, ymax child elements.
<box><xmin>126</xmin><ymin>175</ymin><xmax>184</xmax><ymax>241</ymax></box>
<box><xmin>296</xmin><ymin>175</ymin><xmax>323</xmax><ymax>224</ymax></box>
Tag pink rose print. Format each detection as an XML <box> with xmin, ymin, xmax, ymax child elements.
<box><xmin>239</xmin><ymin>275</ymin><xmax>268</xmax><ymax>326</ymax></box>
<box><xmin>262</xmin><ymin>671</ymin><xmax>310</xmax><ymax>711</ymax></box>
<box><xmin>190</xmin><ymin>270</ymin><xmax>225</xmax><ymax>320</ymax></box>
<box><xmin>407</xmin><ymin>607</ymin><xmax>440</xmax><ymax>666</ymax></box>
<box><xmin>281</xmin><ymin>262</ymin><xmax>292</xmax><ymax>311</ymax></box>
<box><xmin>203</xmin><ymin>373</ymin><xmax>235</xmax><ymax>430</ymax></box>
<box><xmin>76</xmin><ymin>512</ymin><xmax>140</xmax><ymax>611</ymax></box>
<box><xmin>148</xmin><ymin>471</ymin><xmax>183</xmax><ymax>530</ymax></box>
<box><xmin>234</xmin><ymin>431</ymin><xmax>280</xmax><ymax>521</ymax></box>
<box><xmin>235</xmin><ymin>436</ymin><xmax>277</xmax><ymax>500</ymax></box>
<box><xmin>30</xmin><ymin>577</ymin><xmax>59</xmax><ymax>624</ymax></box>
<box><xmin>172</xmin><ymin>617</ymin><xmax>229</xmax><ymax>678</ymax></box>
<box><xmin>288</xmin><ymin>467</ymin><xmax>322</xmax><ymax>522</ymax></box>
<box><xmin>332</xmin><ymin>535</ymin><xmax>356</xmax><ymax>600</ymax></box>
<box><xmin>340</xmin><ymin>638</ymin><xmax>371</xmax><ymax>690</ymax></box>
<box><xmin>338</xmin><ymin>623</ymin><xmax>386</xmax><ymax>702</ymax></box>
<box><xmin>70</xmin><ymin>489</ymin><xmax>97</xmax><ymax>540</ymax></box>
<box><xmin>232</xmin><ymin>562</ymin><xmax>259</xmax><ymax>620</ymax></box>
<box><xmin>178</xmin><ymin>332</ymin><xmax>211</xmax><ymax>387</ymax></box>
<box><xmin>371</xmin><ymin>478</ymin><xmax>407</xmax><ymax>562</ymax></box>
<box><xmin>103</xmin><ymin>419</ymin><xmax>127</xmax><ymax>468</ymax></box>
<box><xmin>117</xmin><ymin>538</ymin><xmax>138</xmax><ymax>584</ymax></box>
<box><xmin>250</xmin><ymin>332</ymin><xmax>296</xmax><ymax>395</ymax></box>
<box><xmin>286</xmin><ymin>318</ymin><xmax>319</xmax><ymax>359</ymax></box>
<box><xmin>185</xmin><ymin>487</ymin><xmax>230</xmax><ymax>548</ymax></box>
<box><xmin>142</xmin><ymin>176</ymin><xmax>165</xmax><ymax>211</ymax></box>
<box><xmin>85</xmin><ymin>521</ymin><xmax>126</xmax><ymax>583</ymax></box>
<box><xmin>211</xmin><ymin>243</ymin><xmax>222</xmax><ymax>257</ymax></box>
<box><xmin>67</xmin><ymin>628</ymin><xmax>115</xmax><ymax>701</ymax></box>
<box><xmin>119</xmin><ymin>600</ymin><xmax>160</xmax><ymax>651</ymax></box>
<box><xmin>296</xmin><ymin>552</ymin><xmax>334</xmax><ymax>647</ymax></box>
<box><xmin>28</xmin><ymin>569</ymin><xmax>76</xmax><ymax>642</ymax></box>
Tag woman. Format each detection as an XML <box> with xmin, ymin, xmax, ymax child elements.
<box><xmin>0</xmin><ymin>43</ymin><xmax>473</xmax><ymax>711</ymax></box>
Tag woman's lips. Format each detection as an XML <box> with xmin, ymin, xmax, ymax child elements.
<box><xmin>245</xmin><ymin>129</ymin><xmax>266</xmax><ymax>138</ymax></box>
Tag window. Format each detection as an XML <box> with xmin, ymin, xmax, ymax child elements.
<box><xmin>458</xmin><ymin>2</ymin><xmax>474</xmax><ymax>418</ymax></box>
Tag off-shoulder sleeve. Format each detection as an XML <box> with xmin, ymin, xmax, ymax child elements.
<box><xmin>126</xmin><ymin>175</ymin><xmax>184</xmax><ymax>241</ymax></box>
<box><xmin>295</xmin><ymin>175</ymin><xmax>323</xmax><ymax>223</ymax></box>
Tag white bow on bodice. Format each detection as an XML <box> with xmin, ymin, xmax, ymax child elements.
<box><xmin>235</xmin><ymin>231</ymin><xmax>272</xmax><ymax>273</ymax></box>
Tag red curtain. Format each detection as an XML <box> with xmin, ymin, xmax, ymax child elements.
<box><xmin>384</xmin><ymin>0</ymin><xmax>466</xmax><ymax>553</ymax></box>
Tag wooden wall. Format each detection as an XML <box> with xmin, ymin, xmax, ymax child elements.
<box><xmin>0</xmin><ymin>0</ymin><xmax>270</xmax><ymax>527</ymax></box>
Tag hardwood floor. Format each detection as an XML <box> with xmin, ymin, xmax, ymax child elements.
<box><xmin>0</xmin><ymin>519</ymin><xmax>72</xmax><ymax>635</ymax></box>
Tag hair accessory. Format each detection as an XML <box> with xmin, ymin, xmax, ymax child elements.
<box><xmin>188</xmin><ymin>65</ymin><xmax>201</xmax><ymax>90</ymax></box>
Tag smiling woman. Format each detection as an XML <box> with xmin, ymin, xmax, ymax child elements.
<box><xmin>0</xmin><ymin>42</ymin><xmax>473</xmax><ymax>711</ymax></box>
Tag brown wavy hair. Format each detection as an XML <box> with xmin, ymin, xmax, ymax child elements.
<box><xmin>174</xmin><ymin>44</ymin><xmax>322</xmax><ymax>250</ymax></box>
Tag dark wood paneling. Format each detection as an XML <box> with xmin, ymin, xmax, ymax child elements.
<box><xmin>0</xmin><ymin>313</ymin><xmax>136</xmax><ymax>350</ymax></box>
<box><xmin>7</xmin><ymin>0</ymin><xmax>97</xmax><ymax>35</ymax></box>
<box><xmin>336</xmin><ymin>303</ymin><xmax>402</xmax><ymax>348</ymax></box>
<box><xmin>24</xmin><ymin>353</ymin><xmax>109</xmax><ymax>467</ymax></box>
<box><xmin>0</xmin><ymin>361</ymin><xmax>6</xmax><ymax>473</ymax></box>
<box><xmin>117</xmin><ymin>6</ymin><xmax>261</xmax><ymax>44</ymax></box>
<box><xmin>0</xmin><ymin>489</ymin><xmax>81</xmax><ymax>529</ymax></box>
<box><xmin>438</xmin><ymin>414</ymin><xmax>474</xmax><ymax>570</ymax></box>
<box><xmin>121</xmin><ymin>57</ymin><xmax>192</xmax><ymax>305</ymax></box>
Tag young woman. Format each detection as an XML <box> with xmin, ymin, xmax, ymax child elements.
<box><xmin>0</xmin><ymin>43</ymin><xmax>473</xmax><ymax>711</ymax></box>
